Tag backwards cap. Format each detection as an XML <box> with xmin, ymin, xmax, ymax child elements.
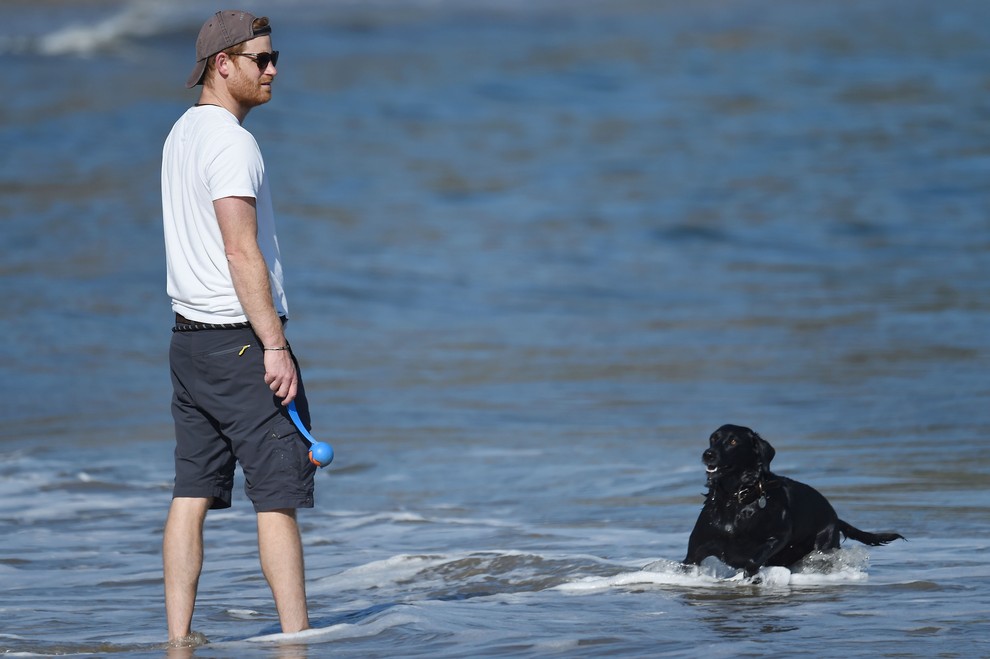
<box><xmin>186</xmin><ymin>10</ymin><xmax>271</xmax><ymax>89</ymax></box>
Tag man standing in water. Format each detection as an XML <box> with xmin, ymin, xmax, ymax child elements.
<box><xmin>161</xmin><ymin>10</ymin><xmax>314</xmax><ymax>646</ymax></box>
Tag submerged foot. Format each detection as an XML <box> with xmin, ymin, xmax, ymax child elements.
<box><xmin>166</xmin><ymin>630</ymin><xmax>209</xmax><ymax>650</ymax></box>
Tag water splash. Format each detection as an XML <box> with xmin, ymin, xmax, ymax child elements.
<box><xmin>558</xmin><ymin>548</ymin><xmax>871</xmax><ymax>592</ymax></box>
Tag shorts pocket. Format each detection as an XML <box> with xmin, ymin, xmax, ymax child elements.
<box><xmin>243</xmin><ymin>415</ymin><xmax>316</xmax><ymax>511</ymax></box>
<box><xmin>205</xmin><ymin>343</ymin><xmax>253</xmax><ymax>358</ymax></box>
<box><xmin>269</xmin><ymin>415</ymin><xmax>317</xmax><ymax>479</ymax></box>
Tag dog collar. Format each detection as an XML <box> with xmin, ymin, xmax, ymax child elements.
<box><xmin>734</xmin><ymin>477</ymin><xmax>780</xmax><ymax>507</ymax></box>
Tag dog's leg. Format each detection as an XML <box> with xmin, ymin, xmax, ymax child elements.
<box><xmin>684</xmin><ymin>535</ymin><xmax>722</xmax><ymax>566</ymax></box>
<box><xmin>814</xmin><ymin>523</ymin><xmax>842</xmax><ymax>551</ymax></box>
<box><xmin>743</xmin><ymin>534</ymin><xmax>790</xmax><ymax>577</ymax></box>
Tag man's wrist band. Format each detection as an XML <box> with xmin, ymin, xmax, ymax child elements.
<box><xmin>263</xmin><ymin>345</ymin><xmax>290</xmax><ymax>352</ymax></box>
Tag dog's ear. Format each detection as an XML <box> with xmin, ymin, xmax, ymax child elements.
<box><xmin>751</xmin><ymin>430</ymin><xmax>775</xmax><ymax>471</ymax></box>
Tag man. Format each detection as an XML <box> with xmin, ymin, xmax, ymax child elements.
<box><xmin>160</xmin><ymin>10</ymin><xmax>314</xmax><ymax>646</ymax></box>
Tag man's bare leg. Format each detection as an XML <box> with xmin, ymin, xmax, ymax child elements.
<box><xmin>163</xmin><ymin>497</ymin><xmax>211</xmax><ymax>643</ymax></box>
<box><xmin>257</xmin><ymin>509</ymin><xmax>310</xmax><ymax>633</ymax></box>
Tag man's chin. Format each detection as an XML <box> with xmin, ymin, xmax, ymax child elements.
<box><xmin>252</xmin><ymin>90</ymin><xmax>272</xmax><ymax>106</ymax></box>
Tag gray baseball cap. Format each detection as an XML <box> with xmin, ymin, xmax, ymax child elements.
<box><xmin>186</xmin><ymin>10</ymin><xmax>272</xmax><ymax>88</ymax></box>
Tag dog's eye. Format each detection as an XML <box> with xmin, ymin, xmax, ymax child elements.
<box><xmin>729</xmin><ymin>438</ymin><xmax>737</xmax><ymax>446</ymax></box>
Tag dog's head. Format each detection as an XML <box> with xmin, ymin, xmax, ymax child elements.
<box><xmin>702</xmin><ymin>424</ymin><xmax>775</xmax><ymax>486</ymax></box>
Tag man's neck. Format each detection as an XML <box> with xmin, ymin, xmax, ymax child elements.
<box><xmin>196</xmin><ymin>89</ymin><xmax>249</xmax><ymax>124</ymax></box>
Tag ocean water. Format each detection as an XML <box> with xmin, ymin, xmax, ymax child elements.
<box><xmin>2</xmin><ymin>0</ymin><xmax>989</xmax><ymax>656</ymax></box>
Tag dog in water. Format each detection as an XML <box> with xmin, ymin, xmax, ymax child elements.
<box><xmin>684</xmin><ymin>424</ymin><xmax>904</xmax><ymax>577</ymax></box>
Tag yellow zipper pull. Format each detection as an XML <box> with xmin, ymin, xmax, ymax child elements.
<box><xmin>238</xmin><ymin>345</ymin><xmax>251</xmax><ymax>356</ymax></box>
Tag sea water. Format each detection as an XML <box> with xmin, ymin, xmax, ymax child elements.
<box><xmin>1</xmin><ymin>0</ymin><xmax>989</xmax><ymax>656</ymax></box>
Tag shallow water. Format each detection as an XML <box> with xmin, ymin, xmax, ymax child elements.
<box><xmin>2</xmin><ymin>0</ymin><xmax>989</xmax><ymax>656</ymax></box>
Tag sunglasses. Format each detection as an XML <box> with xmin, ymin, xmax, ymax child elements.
<box><xmin>229</xmin><ymin>51</ymin><xmax>279</xmax><ymax>71</ymax></box>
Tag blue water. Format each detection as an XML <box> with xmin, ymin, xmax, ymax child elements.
<box><xmin>2</xmin><ymin>0</ymin><xmax>989</xmax><ymax>656</ymax></box>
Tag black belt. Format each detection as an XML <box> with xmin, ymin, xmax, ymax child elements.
<box><xmin>172</xmin><ymin>313</ymin><xmax>288</xmax><ymax>332</ymax></box>
<box><xmin>173</xmin><ymin>313</ymin><xmax>251</xmax><ymax>332</ymax></box>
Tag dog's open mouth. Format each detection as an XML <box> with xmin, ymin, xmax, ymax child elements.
<box><xmin>705</xmin><ymin>465</ymin><xmax>719</xmax><ymax>474</ymax></box>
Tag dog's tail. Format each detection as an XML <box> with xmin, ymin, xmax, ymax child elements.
<box><xmin>838</xmin><ymin>520</ymin><xmax>905</xmax><ymax>546</ymax></box>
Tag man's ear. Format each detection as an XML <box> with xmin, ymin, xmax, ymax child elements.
<box><xmin>214</xmin><ymin>52</ymin><xmax>231</xmax><ymax>79</ymax></box>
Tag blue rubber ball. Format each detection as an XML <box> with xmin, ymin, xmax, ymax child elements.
<box><xmin>310</xmin><ymin>442</ymin><xmax>334</xmax><ymax>467</ymax></box>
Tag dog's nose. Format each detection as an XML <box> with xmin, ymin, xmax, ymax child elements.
<box><xmin>702</xmin><ymin>448</ymin><xmax>716</xmax><ymax>463</ymax></box>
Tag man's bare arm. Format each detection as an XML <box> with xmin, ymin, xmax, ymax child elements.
<box><xmin>215</xmin><ymin>195</ymin><xmax>297</xmax><ymax>404</ymax></box>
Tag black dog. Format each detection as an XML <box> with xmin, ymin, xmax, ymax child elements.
<box><xmin>684</xmin><ymin>424</ymin><xmax>903</xmax><ymax>577</ymax></box>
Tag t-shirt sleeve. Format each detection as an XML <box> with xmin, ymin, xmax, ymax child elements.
<box><xmin>205</xmin><ymin>128</ymin><xmax>264</xmax><ymax>201</ymax></box>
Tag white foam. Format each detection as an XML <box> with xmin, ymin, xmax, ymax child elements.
<box><xmin>41</xmin><ymin>11</ymin><xmax>139</xmax><ymax>55</ymax></box>
<box><xmin>15</xmin><ymin>0</ymin><xmax>194</xmax><ymax>57</ymax></box>
<box><xmin>310</xmin><ymin>548</ymin><xmax>625</xmax><ymax>599</ymax></box>
<box><xmin>557</xmin><ymin>548</ymin><xmax>871</xmax><ymax>592</ymax></box>
<box><xmin>244</xmin><ymin>610</ymin><xmax>425</xmax><ymax>645</ymax></box>
<box><xmin>314</xmin><ymin>553</ymin><xmax>453</xmax><ymax>592</ymax></box>
<box><xmin>225</xmin><ymin>609</ymin><xmax>261</xmax><ymax>620</ymax></box>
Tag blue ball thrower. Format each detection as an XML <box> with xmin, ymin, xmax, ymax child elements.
<box><xmin>287</xmin><ymin>400</ymin><xmax>334</xmax><ymax>468</ymax></box>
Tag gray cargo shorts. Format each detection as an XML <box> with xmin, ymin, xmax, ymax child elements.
<box><xmin>169</xmin><ymin>325</ymin><xmax>316</xmax><ymax>512</ymax></box>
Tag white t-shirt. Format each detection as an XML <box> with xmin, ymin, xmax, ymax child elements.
<box><xmin>161</xmin><ymin>105</ymin><xmax>288</xmax><ymax>323</ymax></box>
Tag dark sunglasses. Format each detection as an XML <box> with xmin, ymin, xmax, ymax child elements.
<box><xmin>230</xmin><ymin>51</ymin><xmax>279</xmax><ymax>71</ymax></box>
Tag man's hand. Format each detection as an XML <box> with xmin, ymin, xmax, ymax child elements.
<box><xmin>264</xmin><ymin>348</ymin><xmax>298</xmax><ymax>405</ymax></box>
